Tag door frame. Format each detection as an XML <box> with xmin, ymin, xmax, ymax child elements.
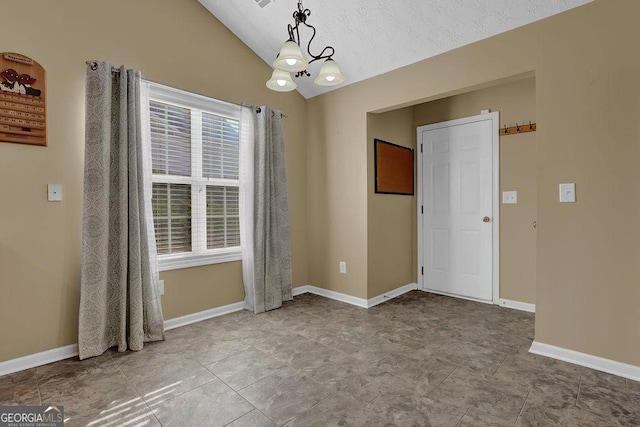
<box><xmin>416</xmin><ymin>112</ymin><xmax>500</xmax><ymax>304</ymax></box>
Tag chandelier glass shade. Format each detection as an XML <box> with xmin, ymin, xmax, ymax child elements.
<box><xmin>266</xmin><ymin>68</ymin><xmax>297</xmax><ymax>92</ymax></box>
<box><xmin>266</xmin><ymin>1</ymin><xmax>345</xmax><ymax>92</ymax></box>
<box><xmin>314</xmin><ymin>59</ymin><xmax>345</xmax><ymax>86</ymax></box>
<box><xmin>273</xmin><ymin>41</ymin><xmax>308</xmax><ymax>72</ymax></box>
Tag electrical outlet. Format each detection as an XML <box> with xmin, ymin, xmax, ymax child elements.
<box><xmin>47</xmin><ymin>184</ymin><xmax>63</xmax><ymax>201</ymax></box>
<box><xmin>158</xmin><ymin>279</ymin><xmax>165</xmax><ymax>296</ymax></box>
<box><xmin>339</xmin><ymin>262</ymin><xmax>347</xmax><ymax>274</ymax></box>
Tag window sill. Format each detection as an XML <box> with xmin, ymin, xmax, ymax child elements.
<box><xmin>158</xmin><ymin>249</ymin><xmax>242</xmax><ymax>271</ymax></box>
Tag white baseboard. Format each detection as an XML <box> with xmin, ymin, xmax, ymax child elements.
<box><xmin>292</xmin><ymin>285</ymin><xmax>311</xmax><ymax>296</ymax></box>
<box><xmin>367</xmin><ymin>283</ymin><xmax>418</xmax><ymax>308</ymax></box>
<box><xmin>0</xmin><ymin>301</ymin><xmax>247</xmax><ymax>377</ymax></box>
<box><xmin>300</xmin><ymin>285</ymin><xmax>369</xmax><ymax>308</ymax></box>
<box><xmin>0</xmin><ymin>344</ymin><xmax>79</xmax><ymax>377</ymax></box>
<box><xmin>499</xmin><ymin>298</ymin><xmax>536</xmax><ymax>313</ymax></box>
<box><xmin>163</xmin><ymin>301</ymin><xmax>246</xmax><ymax>331</ymax></box>
<box><xmin>1</xmin><ymin>284</ymin><xmax>419</xmax><ymax>377</ymax></box>
<box><xmin>530</xmin><ymin>341</ymin><xmax>640</xmax><ymax>382</ymax></box>
<box><xmin>419</xmin><ymin>288</ymin><xmax>493</xmax><ymax>305</ymax></box>
<box><xmin>293</xmin><ymin>283</ymin><xmax>418</xmax><ymax>309</ymax></box>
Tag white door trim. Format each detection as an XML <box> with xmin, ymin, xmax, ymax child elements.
<box><xmin>417</xmin><ymin>112</ymin><xmax>500</xmax><ymax>304</ymax></box>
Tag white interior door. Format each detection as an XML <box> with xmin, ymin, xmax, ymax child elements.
<box><xmin>418</xmin><ymin>113</ymin><xmax>498</xmax><ymax>302</ymax></box>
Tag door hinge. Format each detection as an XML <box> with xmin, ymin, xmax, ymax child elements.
<box><xmin>421</xmin><ymin>266</ymin><xmax>424</xmax><ymax>275</ymax></box>
<box><xmin>420</xmin><ymin>144</ymin><xmax>423</xmax><ymax>153</ymax></box>
<box><xmin>421</xmin><ymin>205</ymin><xmax>423</xmax><ymax>214</ymax></box>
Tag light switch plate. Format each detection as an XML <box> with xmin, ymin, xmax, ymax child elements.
<box><xmin>502</xmin><ymin>191</ymin><xmax>518</xmax><ymax>204</ymax></box>
<box><xmin>48</xmin><ymin>184</ymin><xmax>63</xmax><ymax>201</ymax></box>
<box><xmin>559</xmin><ymin>183</ymin><xmax>576</xmax><ymax>203</ymax></box>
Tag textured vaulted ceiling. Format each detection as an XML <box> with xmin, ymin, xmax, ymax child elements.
<box><xmin>198</xmin><ymin>0</ymin><xmax>592</xmax><ymax>99</ymax></box>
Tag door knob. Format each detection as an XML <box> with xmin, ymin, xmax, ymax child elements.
<box><xmin>483</xmin><ymin>216</ymin><xmax>491</xmax><ymax>223</ymax></box>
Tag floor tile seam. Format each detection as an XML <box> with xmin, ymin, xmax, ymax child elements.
<box><xmin>575</xmin><ymin>400</ymin><xmax>637</xmax><ymax>426</ymax></box>
<box><xmin>200</xmin><ymin>345</ymin><xmax>269</xmax><ymax>369</ymax></box>
<box><xmin>132</xmin><ymin>363</ymin><xmax>219</xmax><ymax>409</ymax></box>
<box><xmin>426</xmin><ymin>364</ymin><xmax>459</xmax><ymax>396</ymax></box>
<box><xmin>69</xmin><ymin>400</ymin><xmax>157</xmax><ymax>427</ymax></box>
<box><xmin>282</xmin><ymin>390</ymin><xmax>342</xmax><ymax>426</ymax></box>
<box><xmin>141</xmin><ymin>399</ymin><xmax>166</xmax><ymax>427</ymax></box>
<box><xmin>575</xmin><ymin>386</ymin><xmax>640</xmax><ymax>421</ymax></box>
<box><xmin>209</xmin><ymin>369</ymin><xmax>264</xmax><ymax>410</ymax></box>
<box><xmin>575</xmin><ymin>376</ymin><xmax>583</xmax><ymax>408</ymax></box>
<box><xmin>214</xmin><ymin>396</ymin><xmax>260</xmax><ymax>427</ymax></box>
<box><xmin>80</xmin><ymin>361</ymin><xmax>165</xmax><ymax>427</ymax></box>
<box><xmin>454</xmin><ymin>407</ymin><xmax>471</xmax><ymax>426</ymax></box>
<box><xmin>511</xmin><ymin>389</ymin><xmax>531</xmax><ymax>426</ymax></box>
<box><xmin>240</xmin><ymin>379</ymin><xmax>331</xmax><ymax>427</ymax></box>
<box><xmin>458</xmin><ymin>403</ymin><xmax>519</xmax><ymax>426</ymax></box>
<box><xmin>427</xmin><ymin>394</ymin><xmax>474</xmax><ymax>423</ymax></box>
<box><xmin>356</xmin><ymin>367</ymin><xmax>411</xmax><ymax>396</ymax></box>
<box><xmin>193</xmin><ymin>345</ymin><xmax>258</xmax><ymax>368</ymax></box>
<box><xmin>112</xmin><ymin>357</ymin><xmax>155</xmax><ymax>406</ymax></box>
<box><xmin>513</xmin><ymin>391</ymin><xmax>532</xmax><ymax>426</ymax></box>
<box><xmin>304</xmin><ymin>339</ymin><xmax>351</xmax><ymax>359</ymax></box>
<box><xmin>439</xmin><ymin>371</ymin><xmax>530</xmax><ymax>404</ymax></box>
<box><xmin>231</xmin><ymin>363</ymin><xmax>307</xmax><ymax>394</ymax></box>
<box><xmin>149</xmin><ymin>375</ymin><xmax>257</xmax><ymax>424</ymax></box>
<box><xmin>363</xmin><ymin>394</ymin><xmax>384</xmax><ymax>410</ymax></box>
<box><xmin>222</xmin><ymin>408</ymin><xmax>274</xmax><ymax>427</ymax></box>
<box><xmin>38</xmin><ymin>362</ymin><xmax>124</xmax><ymax>402</ymax></box>
<box><xmin>491</xmin><ymin>353</ymin><xmax>508</xmax><ymax>377</ymax></box>
<box><xmin>37</xmin><ymin>382</ymin><xmax>42</xmax><ymax>406</ymax></box>
<box><xmin>32</xmin><ymin>367</ymin><xmax>45</xmax><ymax>405</ymax></box>
<box><xmin>206</xmin><ymin>360</ymin><xmax>290</xmax><ymax>393</ymax></box>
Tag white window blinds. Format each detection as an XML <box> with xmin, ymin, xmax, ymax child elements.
<box><xmin>143</xmin><ymin>81</ymin><xmax>244</xmax><ymax>270</ymax></box>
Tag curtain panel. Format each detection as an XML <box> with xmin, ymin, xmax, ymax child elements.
<box><xmin>240</xmin><ymin>106</ymin><xmax>293</xmax><ymax>314</ymax></box>
<box><xmin>78</xmin><ymin>61</ymin><xmax>164</xmax><ymax>360</ymax></box>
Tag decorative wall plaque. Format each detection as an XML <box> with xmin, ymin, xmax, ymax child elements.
<box><xmin>0</xmin><ymin>52</ymin><xmax>46</xmax><ymax>146</ymax></box>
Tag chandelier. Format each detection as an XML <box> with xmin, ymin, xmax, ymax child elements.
<box><xmin>266</xmin><ymin>1</ymin><xmax>345</xmax><ymax>92</ymax></box>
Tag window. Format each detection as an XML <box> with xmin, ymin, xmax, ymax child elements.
<box><xmin>142</xmin><ymin>82</ymin><xmax>244</xmax><ymax>270</ymax></box>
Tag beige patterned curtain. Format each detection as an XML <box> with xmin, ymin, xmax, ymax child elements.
<box><xmin>240</xmin><ymin>106</ymin><xmax>293</xmax><ymax>314</ymax></box>
<box><xmin>78</xmin><ymin>61</ymin><xmax>164</xmax><ymax>360</ymax></box>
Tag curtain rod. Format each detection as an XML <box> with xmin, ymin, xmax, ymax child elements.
<box><xmin>84</xmin><ymin>61</ymin><xmax>288</xmax><ymax>118</ymax></box>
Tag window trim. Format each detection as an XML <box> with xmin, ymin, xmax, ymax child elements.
<box><xmin>158</xmin><ymin>248</ymin><xmax>242</xmax><ymax>272</ymax></box>
<box><xmin>142</xmin><ymin>80</ymin><xmax>243</xmax><ymax>271</ymax></box>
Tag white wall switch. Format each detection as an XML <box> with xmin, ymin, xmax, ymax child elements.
<box><xmin>339</xmin><ymin>262</ymin><xmax>347</xmax><ymax>274</ymax></box>
<box><xmin>158</xmin><ymin>279</ymin><xmax>165</xmax><ymax>296</ymax></box>
<box><xmin>47</xmin><ymin>184</ymin><xmax>63</xmax><ymax>201</ymax></box>
<box><xmin>559</xmin><ymin>183</ymin><xmax>576</xmax><ymax>203</ymax></box>
<box><xmin>502</xmin><ymin>191</ymin><xmax>518</xmax><ymax>204</ymax></box>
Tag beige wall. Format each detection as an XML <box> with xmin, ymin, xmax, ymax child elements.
<box><xmin>306</xmin><ymin>96</ymin><xmax>369</xmax><ymax>298</ymax></box>
<box><xmin>0</xmin><ymin>0</ymin><xmax>309</xmax><ymax>362</ymax></box>
<box><xmin>307</xmin><ymin>0</ymin><xmax>640</xmax><ymax>366</ymax></box>
<box><xmin>366</xmin><ymin>108</ymin><xmax>416</xmax><ymax>298</ymax></box>
<box><xmin>2</xmin><ymin>0</ymin><xmax>640</xmax><ymax>370</ymax></box>
<box><xmin>413</xmin><ymin>78</ymin><xmax>537</xmax><ymax>304</ymax></box>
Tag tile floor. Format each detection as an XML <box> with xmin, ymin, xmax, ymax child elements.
<box><xmin>1</xmin><ymin>291</ymin><xmax>639</xmax><ymax>426</ymax></box>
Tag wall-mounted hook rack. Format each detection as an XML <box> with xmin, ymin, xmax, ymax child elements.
<box><xmin>501</xmin><ymin>121</ymin><xmax>536</xmax><ymax>136</ymax></box>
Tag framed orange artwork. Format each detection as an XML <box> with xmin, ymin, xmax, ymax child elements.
<box><xmin>0</xmin><ymin>52</ymin><xmax>47</xmax><ymax>146</ymax></box>
<box><xmin>374</xmin><ymin>138</ymin><xmax>414</xmax><ymax>195</ymax></box>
